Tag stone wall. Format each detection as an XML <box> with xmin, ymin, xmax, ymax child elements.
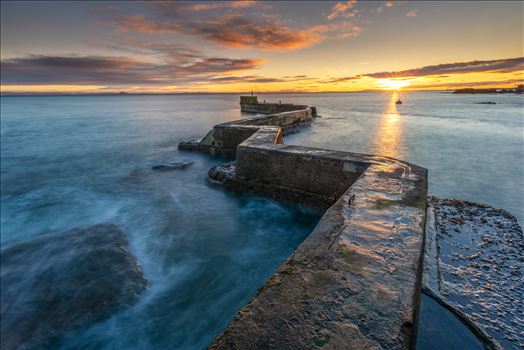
<box><xmin>236</xmin><ymin>144</ymin><xmax>368</xmax><ymax>205</ymax></box>
<box><xmin>240</xmin><ymin>102</ymin><xmax>311</xmax><ymax>114</ymax></box>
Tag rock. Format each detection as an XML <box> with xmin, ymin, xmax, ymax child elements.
<box><xmin>0</xmin><ymin>224</ymin><xmax>147</xmax><ymax>349</ymax></box>
<box><xmin>208</xmin><ymin>162</ymin><xmax>236</xmax><ymax>183</ymax></box>
<box><xmin>152</xmin><ymin>161</ymin><xmax>193</xmax><ymax>171</ymax></box>
<box><xmin>424</xmin><ymin>197</ymin><xmax>523</xmax><ymax>349</ymax></box>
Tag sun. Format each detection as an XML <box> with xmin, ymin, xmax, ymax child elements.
<box><xmin>378</xmin><ymin>78</ymin><xmax>410</xmax><ymax>90</ymax></box>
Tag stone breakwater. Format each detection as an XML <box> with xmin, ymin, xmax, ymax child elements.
<box><xmin>180</xmin><ymin>103</ymin><xmax>429</xmax><ymax>349</ymax></box>
<box><xmin>179</xmin><ymin>99</ymin><xmax>522</xmax><ymax>349</ymax></box>
<box><xmin>179</xmin><ymin>107</ymin><xmax>317</xmax><ymax>156</ymax></box>
<box><xmin>239</xmin><ymin>95</ymin><xmax>316</xmax><ymax>115</ymax></box>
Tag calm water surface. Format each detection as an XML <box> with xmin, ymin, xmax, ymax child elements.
<box><xmin>1</xmin><ymin>92</ymin><xmax>522</xmax><ymax>349</ymax></box>
<box><xmin>279</xmin><ymin>92</ymin><xmax>524</xmax><ymax>223</ymax></box>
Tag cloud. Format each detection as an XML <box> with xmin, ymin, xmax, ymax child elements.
<box><xmin>327</xmin><ymin>0</ymin><xmax>357</xmax><ymax>20</ymax></box>
<box><xmin>0</xmin><ymin>54</ymin><xmax>265</xmax><ymax>85</ymax></box>
<box><xmin>114</xmin><ymin>13</ymin><xmax>361</xmax><ymax>51</ymax></box>
<box><xmin>366</xmin><ymin>57</ymin><xmax>524</xmax><ymax>78</ymax></box>
<box><xmin>283</xmin><ymin>75</ymin><xmax>309</xmax><ymax>79</ymax></box>
<box><xmin>323</xmin><ymin>75</ymin><xmax>363</xmax><ymax>83</ymax></box>
<box><xmin>377</xmin><ymin>1</ymin><xmax>395</xmax><ymax>13</ymax></box>
<box><xmin>188</xmin><ymin>1</ymin><xmax>259</xmax><ymax>11</ymax></box>
<box><xmin>185</xmin><ymin>14</ymin><xmax>325</xmax><ymax>50</ymax></box>
<box><xmin>110</xmin><ymin>1</ymin><xmax>362</xmax><ymax>52</ymax></box>
<box><xmin>406</xmin><ymin>9</ymin><xmax>418</xmax><ymax>17</ymax></box>
<box><xmin>115</xmin><ymin>15</ymin><xmax>180</xmax><ymax>34</ymax></box>
<box><xmin>409</xmin><ymin>79</ymin><xmax>524</xmax><ymax>89</ymax></box>
<box><xmin>318</xmin><ymin>57</ymin><xmax>524</xmax><ymax>85</ymax></box>
<box><xmin>208</xmin><ymin>74</ymin><xmax>314</xmax><ymax>84</ymax></box>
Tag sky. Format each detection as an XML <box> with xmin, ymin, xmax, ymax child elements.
<box><xmin>1</xmin><ymin>0</ymin><xmax>523</xmax><ymax>93</ymax></box>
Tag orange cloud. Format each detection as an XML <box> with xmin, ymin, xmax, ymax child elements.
<box><xmin>327</xmin><ymin>0</ymin><xmax>357</xmax><ymax>20</ymax></box>
<box><xmin>114</xmin><ymin>13</ymin><xmax>362</xmax><ymax>51</ymax></box>
<box><xmin>406</xmin><ymin>9</ymin><xmax>418</xmax><ymax>17</ymax></box>
<box><xmin>377</xmin><ymin>1</ymin><xmax>395</xmax><ymax>13</ymax></box>
<box><xmin>115</xmin><ymin>15</ymin><xmax>180</xmax><ymax>34</ymax></box>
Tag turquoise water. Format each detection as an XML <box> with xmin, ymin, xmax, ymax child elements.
<box><xmin>1</xmin><ymin>92</ymin><xmax>522</xmax><ymax>349</ymax></box>
<box><xmin>0</xmin><ymin>95</ymin><xmax>321</xmax><ymax>349</ymax></box>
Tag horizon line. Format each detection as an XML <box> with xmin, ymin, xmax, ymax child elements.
<box><xmin>0</xmin><ymin>89</ymin><xmax>457</xmax><ymax>97</ymax></box>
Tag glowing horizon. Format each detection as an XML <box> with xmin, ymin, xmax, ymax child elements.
<box><xmin>1</xmin><ymin>1</ymin><xmax>523</xmax><ymax>94</ymax></box>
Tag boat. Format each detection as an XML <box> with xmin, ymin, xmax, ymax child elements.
<box><xmin>395</xmin><ymin>98</ymin><xmax>402</xmax><ymax>104</ymax></box>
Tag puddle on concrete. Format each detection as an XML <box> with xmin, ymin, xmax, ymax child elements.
<box><xmin>417</xmin><ymin>293</ymin><xmax>485</xmax><ymax>350</ymax></box>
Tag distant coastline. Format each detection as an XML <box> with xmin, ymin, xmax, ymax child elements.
<box><xmin>0</xmin><ymin>90</ymin><xmax>447</xmax><ymax>97</ymax></box>
<box><xmin>452</xmin><ymin>85</ymin><xmax>524</xmax><ymax>94</ymax></box>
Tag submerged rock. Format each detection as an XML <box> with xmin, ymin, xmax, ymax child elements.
<box><xmin>424</xmin><ymin>197</ymin><xmax>523</xmax><ymax>350</ymax></box>
<box><xmin>152</xmin><ymin>161</ymin><xmax>193</xmax><ymax>171</ymax></box>
<box><xmin>0</xmin><ymin>224</ymin><xmax>147</xmax><ymax>349</ymax></box>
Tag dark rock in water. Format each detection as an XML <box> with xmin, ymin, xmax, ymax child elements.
<box><xmin>0</xmin><ymin>224</ymin><xmax>147</xmax><ymax>349</ymax></box>
<box><xmin>424</xmin><ymin>197</ymin><xmax>523</xmax><ymax>350</ymax></box>
<box><xmin>152</xmin><ymin>161</ymin><xmax>193</xmax><ymax>171</ymax></box>
<box><xmin>208</xmin><ymin>162</ymin><xmax>236</xmax><ymax>183</ymax></box>
<box><xmin>476</xmin><ymin>101</ymin><xmax>496</xmax><ymax>104</ymax></box>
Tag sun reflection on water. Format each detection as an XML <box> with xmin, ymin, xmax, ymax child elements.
<box><xmin>371</xmin><ymin>92</ymin><xmax>404</xmax><ymax>159</ymax></box>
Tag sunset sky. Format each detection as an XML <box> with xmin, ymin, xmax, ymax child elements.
<box><xmin>1</xmin><ymin>0</ymin><xmax>523</xmax><ymax>93</ymax></box>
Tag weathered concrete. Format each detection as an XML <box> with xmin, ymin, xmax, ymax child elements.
<box><xmin>179</xmin><ymin>100</ymin><xmax>429</xmax><ymax>349</ymax></box>
<box><xmin>423</xmin><ymin>197</ymin><xmax>523</xmax><ymax>350</ymax></box>
<box><xmin>178</xmin><ymin>107</ymin><xmax>316</xmax><ymax>156</ymax></box>
<box><xmin>0</xmin><ymin>224</ymin><xmax>147</xmax><ymax>349</ymax></box>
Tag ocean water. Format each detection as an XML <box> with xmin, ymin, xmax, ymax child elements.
<box><xmin>0</xmin><ymin>95</ymin><xmax>321</xmax><ymax>349</ymax></box>
<box><xmin>279</xmin><ymin>91</ymin><xmax>524</xmax><ymax>223</ymax></box>
<box><xmin>1</xmin><ymin>92</ymin><xmax>522</xmax><ymax>349</ymax></box>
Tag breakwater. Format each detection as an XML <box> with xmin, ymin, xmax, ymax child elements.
<box><xmin>179</xmin><ymin>107</ymin><xmax>317</xmax><ymax>156</ymax></box>
<box><xmin>239</xmin><ymin>95</ymin><xmax>316</xmax><ymax>115</ymax></box>
<box><xmin>179</xmin><ymin>100</ymin><xmax>428</xmax><ymax>348</ymax></box>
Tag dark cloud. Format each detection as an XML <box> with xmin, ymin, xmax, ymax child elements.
<box><xmin>283</xmin><ymin>75</ymin><xmax>309</xmax><ymax>79</ymax></box>
<box><xmin>1</xmin><ymin>55</ymin><xmax>150</xmax><ymax>84</ymax></box>
<box><xmin>1</xmin><ymin>54</ymin><xmax>264</xmax><ymax>85</ymax></box>
<box><xmin>318</xmin><ymin>57</ymin><xmax>524</xmax><ymax>84</ymax></box>
<box><xmin>409</xmin><ymin>78</ymin><xmax>524</xmax><ymax>89</ymax></box>
<box><xmin>209</xmin><ymin>75</ymin><xmax>313</xmax><ymax>84</ymax></box>
<box><xmin>323</xmin><ymin>75</ymin><xmax>363</xmax><ymax>83</ymax></box>
<box><xmin>366</xmin><ymin>57</ymin><xmax>524</xmax><ymax>78</ymax></box>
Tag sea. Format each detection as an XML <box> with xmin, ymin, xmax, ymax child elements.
<box><xmin>1</xmin><ymin>92</ymin><xmax>522</xmax><ymax>349</ymax></box>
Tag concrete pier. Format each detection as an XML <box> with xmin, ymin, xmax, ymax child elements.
<box><xmin>180</xmin><ymin>102</ymin><xmax>428</xmax><ymax>349</ymax></box>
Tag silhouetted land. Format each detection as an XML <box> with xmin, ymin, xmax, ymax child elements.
<box><xmin>453</xmin><ymin>85</ymin><xmax>523</xmax><ymax>94</ymax></box>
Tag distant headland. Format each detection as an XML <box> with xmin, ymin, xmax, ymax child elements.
<box><xmin>453</xmin><ymin>84</ymin><xmax>524</xmax><ymax>94</ymax></box>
